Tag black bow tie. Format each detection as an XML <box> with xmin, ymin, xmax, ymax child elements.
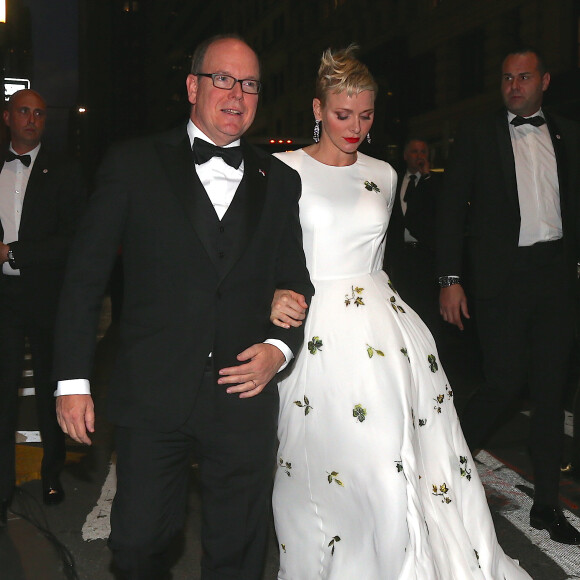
<box><xmin>5</xmin><ymin>151</ymin><xmax>31</xmax><ymax>167</ymax></box>
<box><xmin>192</xmin><ymin>138</ymin><xmax>243</xmax><ymax>169</ymax></box>
<box><xmin>510</xmin><ymin>115</ymin><xmax>545</xmax><ymax>127</ymax></box>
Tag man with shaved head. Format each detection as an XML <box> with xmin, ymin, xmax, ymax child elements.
<box><xmin>0</xmin><ymin>89</ymin><xmax>86</xmax><ymax>525</ymax></box>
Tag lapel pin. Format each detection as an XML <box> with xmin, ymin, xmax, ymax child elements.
<box><xmin>258</xmin><ymin>168</ymin><xmax>266</xmax><ymax>177</ymax></box>
<box><xmin>556</xmin><ymin>134</ymin><xmax>561</xmax><ymax>140</ymax></box>
<box><xmin>43</xmin><ymin>168</ymin><xmax>48</xmax><ymax>173</ymax></box>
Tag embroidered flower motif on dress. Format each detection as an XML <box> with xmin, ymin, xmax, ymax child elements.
<box><xmin>366</xmin><ymin>344</ymin><xmax>384</xmax><ymax>358</ymax></box>
<box><xmin>433</xmin><ymin>393</ymin><xmax>445</xmax><ymax>413</ymax></box>
<box><xmin>459</xmin><ymin>456</ymin><xmax>472</xmax><ymax>481</ymax></box>
<box><xmin>364</xmin><ymin>180</ymin><xmax>380</xmax><ymax>193</ymax></box>
<box><xmin>344</xmin><ymin>286</ymin><xmax>364</xmax><ymax>307</ymax></box>
<box><xmin>294</xmin><ymin>396</ymin><xmax>313</xmax><ymax>415</ymax></box>
<box><xmin>389</xmin><ymin>296</ymin><xmax>405</xmax><ymax>313</ymax></box>
<box><xmin>327</xmin><ymin>471</ymin><xmax>344</xmax><ymax>486</ymax></box>
<box><xmin>328</xmin><ymin>536</ymin><xmax>341</xmax><ymax>555</ymax></box>
<box><xmin>432</xmin><ymin>483</ymin><xmax>452</xmax><ymax>504</ymax></box>
<box><xmin>353</xmin><ymin>404</ymin><xmax>367</xmax><ymax>422</ymax></box>
<box><xmin>308</xmin><ymin>336</ymin><xmax>323</xmax><ymax>354</ymax></box>
<box><xmin>278</xmin><ymin>457</ymin><xmax>292</xmax><ymax>477</ymax></box>
<box><xmin>428</xmin><ymin>354</ymin><xmax>439</xmax><ymax>373</ymax></box>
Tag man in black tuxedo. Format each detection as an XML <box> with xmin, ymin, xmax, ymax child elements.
<box><xmin>437</xmin><ymin>47</ymin><xmax>580</xmax><ymax>544</ymax></box>
<box><xmin>53</xmin><ymin>35</ymin><xmax>313</xmax><ymax>579</ymax></box>
<box><xmin>0</xmin><ymin>89</ymin><xmax>86</xmax><ymax>524</ymax></box>
<box><xmin>385</xmin><ymin>137</ymin><xmax>442</xmax><ymax>335</ymax></box>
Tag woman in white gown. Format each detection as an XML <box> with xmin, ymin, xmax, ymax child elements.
<box><xmin>270</xmin><ymin>46</ymin><xmax>532</xmax><ymax>580</ymax></box>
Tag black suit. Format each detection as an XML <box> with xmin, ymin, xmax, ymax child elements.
<box><xmin>53</xmin><ymin>126</ymin><xmax>313</xmax><ymax>578</ymax></box>
<box><xmin>385</xmin><ymin>170</ymin><xmax>441</xmax><ymax>334</ymax></box>
<box><xmin>437</xmin><ymin>109</ymin><xmax>580</xmax><ymax>506</ymax></box>
<box><xmin>0</xmin><ymin>146</ymin><xmax>86</xmax><ymax>500</ymax></box>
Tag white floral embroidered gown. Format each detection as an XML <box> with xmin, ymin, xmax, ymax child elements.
<box><xmin>272</xmin><ymin>149</ymin><xmax>531</xmax><ymax>580</ymax></box>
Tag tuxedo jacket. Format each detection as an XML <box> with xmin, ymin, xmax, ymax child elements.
<box><xmin>389</xmin><ymin>171</ymin><xmax>440</xmax><ymax>246</ymax></box>
<box><xmin>436</xmin><ymin>109</ymin><xmax>580</xmax><ymax>300</ymax></box>
<box><xmin>0</xmin><ymin>146</ymin><xmax>87</xmax><ymax>327</ymax></box>
<box><xmin>384</xmin><ymin>170</ymin><xmax>440</xmax><ymax>274</ymax></box>
<box><xmin>53</xmin><ymin>125</ymin><xmax>313</xmax><ymax>432</ymax></box>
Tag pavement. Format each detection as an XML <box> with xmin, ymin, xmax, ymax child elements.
<box><xmin>2</xmin><ymin>300</ymin><xmax>580</xmax><ymax>580</ymax></box>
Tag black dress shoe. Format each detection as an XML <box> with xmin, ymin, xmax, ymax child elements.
<box><xmin>530</xmin><ymin>504</ymin><xmax>580</xmax><ymax>545</ymax></box>
<box><xmin>0</xmin><ymin>499</ymin><xmax>8</xmax><ymax>527</ymax></box>
<box><xmin>42</xmin><ymin>478</ymin><xmax>65</xmax><ymax>506</ymax></box>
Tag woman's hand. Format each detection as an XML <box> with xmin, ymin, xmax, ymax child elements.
<box><xmin>271</xmin><ymin>289</ymin><xmax>308</xmax><ymax>328</ymax></box>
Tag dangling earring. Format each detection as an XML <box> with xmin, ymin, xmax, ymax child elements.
<box><xmin>366</xmin><ymin>132</ymin><xmax>371</xmax><ymax>144</ymax></box>
<box><xmin>313</xmin><ymin>119</ymin><xmax>321</xmax><ymax>143</ymax></box>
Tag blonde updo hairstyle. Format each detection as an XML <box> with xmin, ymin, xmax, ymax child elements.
<box><xmin>315</xmin><ymin>44</ymin><xmax>378</xmax><ymax>107</ymax></box>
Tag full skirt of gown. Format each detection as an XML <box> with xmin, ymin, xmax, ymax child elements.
<box><xmin>272</xmin><ymin>149</ymin><xmax>531</xmax><ymax>580</ymax></box>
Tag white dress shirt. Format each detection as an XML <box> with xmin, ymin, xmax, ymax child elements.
<box><xmin>189</xmin><ymin>122</ymin><xmax>244</xmax><ymax>220</ymax></box>
<box><xmin>0</xmin><ymin>143</ymin><xmax>41</xmax><ymax>275</ymax></box>
<box><xmin>56</xmin><ymin>123</ymin><xmax>291</xmax><ymax>396</ymax></box>
<box><xmin>507</xmin><ymin>109</ymin><xmax>561</xmax><ymax>246</ymax></box>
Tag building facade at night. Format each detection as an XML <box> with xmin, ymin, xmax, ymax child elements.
<box><xmin>72</xmin><ymin>0</ymin><xmax>580</xmax><ymax>171</ymax></box>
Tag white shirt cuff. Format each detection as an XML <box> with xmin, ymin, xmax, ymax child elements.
<box><xmin>264</xmin><ymin>339</ymin><xmax>293</xmax><ymax>372</ymax></box>
<box><xmin>55</xmin><ymin>379</ymin><xmax>91</xmax><ymax>397</ymax></box>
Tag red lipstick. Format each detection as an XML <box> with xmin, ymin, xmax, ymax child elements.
<box><xmin>344</xmin><ymin>137</ymin><xmax>359</xmax><ymax>143</ymax></box>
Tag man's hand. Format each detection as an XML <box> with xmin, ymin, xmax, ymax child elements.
<box><xmin>0</xmin><ymin>242</ymin><xmax>9</xmax><ymax>264</ymax></box>
<box><xmin>417</xmin><ymin>159</ymin><xmax>431</xmax><ymax>175</ymax></box>
<box><xmin>270</xmin><ymin>289</ymin><xmax>308</xmax><ymax>329</ymax></box>
<box><xmin>218</xmin><ymin>343</ymin><xmax>285</xmax><ymax>398</ymax></box>
<box><xmin>439</xmin><ymin>284</ymin><xmax>470</xmax><ymax>330</ymax></box>
<box><xmin>56</xmin><ymin>394</ymin><xmax>95</xmax><ymax>445</ymax></box>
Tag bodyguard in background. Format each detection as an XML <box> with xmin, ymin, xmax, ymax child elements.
<box><xmin>0</xmin><ymin>89</ymin><xmax>86</xmax><ymax>524</ymax></box>
<box><xmin>437</xmin><ymin>47</ymin><xmax>580</xmax><ymax>544</ymax></box>
<box><xmin>385</xmin><ymin>137</ymin><xmax>442</xmax><ymax>335</ymax></box>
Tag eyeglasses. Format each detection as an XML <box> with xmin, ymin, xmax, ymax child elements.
<box><xmin>195</xmin><ymin>73</ymin><xmax>262</xmax><ymax>94</ymax></box>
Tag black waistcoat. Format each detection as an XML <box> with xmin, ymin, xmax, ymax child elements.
<box><xmin>193</xmin><ymin>178</ymin><xmax>249</xmax><ymax>277</ymax></box>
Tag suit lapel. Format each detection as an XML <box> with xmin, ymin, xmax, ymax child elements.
<box><xmin>217</xmin><ymin>140</ymin><xmax>269</xmax><ymax>281</ymax></box>
<box><xmin>389</xmin><ymin>172</ymin><xmax>405</xmax><ymax>239</ymax></box>
<box><xmin>156</xmin><ymin>127</ymin><xmax>220</xmax><ymax>266</ymax></box>
<box><xmin>545</xmin><ymin>112</ymin><xmax>570</xmax><ymax>233</ymax></box>
<box><xmin>240</xmin><ymin>139</ymin><xmax>268</xmax><ymax>224</ymax></box>
<box><xmin>545</xmin><ymin>113</ymin><xmax>567</xmax><ymax>198</ymax></box>
<box><xmin>494</xmin><ymin>110</ymin><xmax>520</xmax><ymax>213</ymax></box>
<box><xmin>155</xmin><ymin>127</ymin><xmax>196</xmax><ymax>224</ymax></box>
<box><xmin>19</xmin><ymin>147</ymin><xmax>48</xmax><ymax>234</ymax></box>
